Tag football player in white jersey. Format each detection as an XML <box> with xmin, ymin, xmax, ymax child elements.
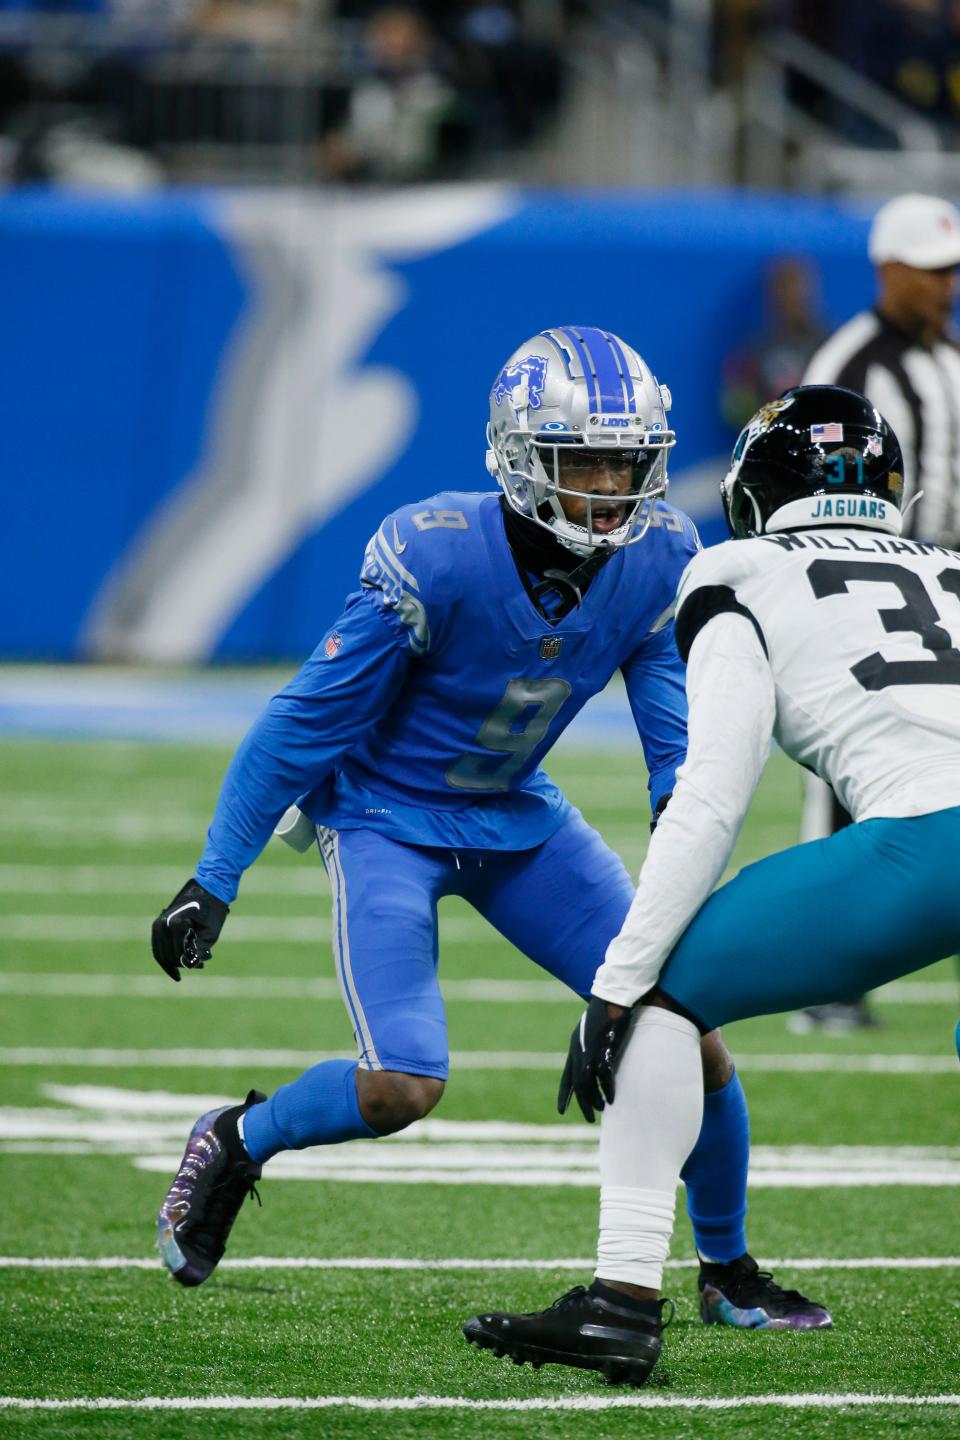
<box><xmin>464</xmin><ymin>383</ymin><xmax>960</xmax><ymax>1386</ymax></box>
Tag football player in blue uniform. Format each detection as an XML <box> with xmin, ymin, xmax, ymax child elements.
<box><xmin>152</xmin><ymin>327</ymin><xmax>826</xmax><ymax>1332</ymax></box>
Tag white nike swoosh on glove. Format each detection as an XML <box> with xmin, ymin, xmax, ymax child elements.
<box><xmin>166</xmin><ymin>901</ymin><xmax>201</xmax><ymax>926</ymax></box>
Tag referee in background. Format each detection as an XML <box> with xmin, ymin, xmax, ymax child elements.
<box><xmin>795</xmin><ymin>192</ymin><xmax>960</xmax><ymax>1033</ymax></box>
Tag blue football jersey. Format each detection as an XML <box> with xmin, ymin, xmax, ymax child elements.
<box><xmin>196</xmin><ymin>491</ymin><xmax>697</xmax><ymax>903</ymax></box>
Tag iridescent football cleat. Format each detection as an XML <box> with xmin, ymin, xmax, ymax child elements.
<box><xmin>698</xmin><ymin>1253</ymin><xmax>832</xmax><ymax>1330</ymax></box>
<box><xmin>157</xmin><ymin>1089</ymin><xmax>266</xmax><ymax>1287</ymax></box>
<box><xmin>463</xmin><ymin>1284</ymin><xmax>672</xmax><ymax>1386</ymax></box>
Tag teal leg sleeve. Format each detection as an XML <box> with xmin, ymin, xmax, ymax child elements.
<box><xmin>661</xmin><ymin>808</ymin><xmax>960</xmax><ymax>1032</ymax></box>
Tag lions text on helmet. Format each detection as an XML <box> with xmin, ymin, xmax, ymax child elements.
<box><xmin>487</xmin><ymin>326</ymin><xmax>675</xmax><ymax>557</ymax></box>
<box><xmin>721</xmin><ymin>385</ymin><xmax>906</xmax><ymax>539</ymax></box>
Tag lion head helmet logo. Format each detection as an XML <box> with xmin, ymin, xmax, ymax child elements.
<box><xmin>491</xmin><ymin>355</ymin><xmax>550</xmax><ymax>413</ymax></box>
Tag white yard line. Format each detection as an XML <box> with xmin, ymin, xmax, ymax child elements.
<box><xmin>0</xmin><ymin>865</ymin><xmax>324</xmax><ymax>896</ymax></box>
<box><xmin>0</xmin><ymin>1045</ymin><xmax>549</xmax><ymax>1068</ymax></box>
<box><xmin>0</xmin><ymin>916</ymin><xmax>330</xmax><ymax>943</ymax></box>
<box><xmin>0</xmin><ymin>1046</ymin><xmax>955</xmax><ymax>1073</ymax></box>
<box><xmin>0</xmin><ymin>1394</ymin><xmax>958</xmax><ymax>1413</ymax></box>
<box><xmin>0</xmin><ymin>815</ymin><xmax>209</xmax><ymax>842</ymax></box>
<box><xmin>0</xmin><ymin>973</ymin><xmax>571</xmax><ymax>1003</ymax></box>
<box><xmin>0</xmin><ymin>800</ymin><xmax>212</xmax><ymax>822</ymax></box>
<box><xmin>4</xmin><ymin>1087</ymin><xmax>959</xmax><ymax>1185</ymax></box>
<box><xmin>0</xmin><ymin>915</ymin><xmax>498</xmax><ymax>943</ymax></box>
<box><xmin>0</xmin><ymin>972</ymin><xmax>954</xmax><ymax>1006</ymax></box>
<box><xmin>129</xmin><ymin>1152</ymin><xmax>960</xmax><ymax>1186</ymax></box>
<box><xmin>732</xmin><ymin>1053</ymin><xmax>958</xmax><ymax>1073</ymax></box>
<box><xmin>875</xmin><ymin>981</ymin><xmax>959</xmax><ymax>1003</ymax></box>
<box><xmin>1</xmin><ymin>915</ymin><xmax>955</xmax><ymax>1008</ymax></box>
<box><xmin>1</xmin><ymin>1255</ymin><xmax>958</xmax><ymax>1272</ymax></box>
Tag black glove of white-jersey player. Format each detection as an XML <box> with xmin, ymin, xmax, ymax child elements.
<box><xmin>151</xmin><ymin>879</ymin><xmax>229</xmax><ymax>982</ymax></box>
<box><xmin>557</xmin><ymin>995</ymin><xmax>634</xmax><ymax>1123</ymax></box>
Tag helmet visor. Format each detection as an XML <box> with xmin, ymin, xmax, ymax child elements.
<box><xmin>533</xmin><ymin>441</ymin><xmax>667</xmax><ymax>542</ymax></box>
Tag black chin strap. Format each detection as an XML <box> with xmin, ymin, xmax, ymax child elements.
<box><xmin>500</xmin><ymin>500</ymin><xmax>614</xmax><ymax>622</ymax></box>
<box><xmin>529</xmin><ymin>552</ymin><xmax>611</xmax><ymax>614</ymax></box>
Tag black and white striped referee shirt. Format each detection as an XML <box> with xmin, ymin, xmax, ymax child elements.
<box><xmin>803</xmin><ymin>310</ymin><xmax>960</xmax><ymax>546</ymax></box>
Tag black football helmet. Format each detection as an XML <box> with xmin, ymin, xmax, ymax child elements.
<box><xmin>721</xmin><ymin>385</ymin><xmax>905</xmax><ymax>539</ymax></box>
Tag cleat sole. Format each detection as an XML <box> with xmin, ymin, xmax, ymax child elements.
<box><xmin>169</xmin><ymin>1259</ymin><xmax>213</xmax><ymax>1288</ymax></box>
<box><xmin>700</xmin><ymin>1293</ymin><xmax>833</xmax><ymax>1332</ymax></box>
<box><xmin>462</xmin><ymin>1320</ymin><xmax>657</xmax><ymax>1387</ymax></box>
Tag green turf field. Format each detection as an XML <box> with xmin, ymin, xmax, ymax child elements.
<box><xmin>1</xmin><ymin>728</ymin><xmax>958</xmax><ymax>1439</ymax></box>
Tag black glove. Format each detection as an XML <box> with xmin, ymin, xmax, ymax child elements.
<box><xmin>650</xmin><ymin>792</ymin><xmax>672</xmax><ymax>833</ymax></box>
<box><xmin>558</xmin><ymin>995</ymin><xmax>634</xmax><ymax>1123</ymax></box>
<box><xmin>151</xmin><ymin>879</ymin><xmax>229</xmax><ymax>983</ymax></box>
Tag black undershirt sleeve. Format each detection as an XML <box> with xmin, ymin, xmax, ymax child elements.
<box><xmin>674</xmin><ymin>584</ymin><xmax>768</xmax><ymax>665</ymax></box>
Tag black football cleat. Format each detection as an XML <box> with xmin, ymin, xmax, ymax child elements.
<box><xmin>463</xmin><ymin>1284</ymin><xmax>671</xmax><ymax>1386</ymax></box>
<box><xmin>698</xmin><ymin>1253</ymin><xmax>832</xmax><ymax>1330</ymax></box>
<box><xmin>157</xmin><ymin>1089</ymin><xmax>266</xmax><ymax>1287</ymax></box>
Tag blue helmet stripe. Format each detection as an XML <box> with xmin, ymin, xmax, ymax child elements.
<box><xmin>601</xmin><ymin>330</ymin><xmax>637</xmax><ymax>413</ymax></box>
<box><xmin>572</xmin><ymin>326</ymin><xmax>628</xmax><ymax>413</ymax></box>
<box><xmin>555</xmin><ymin>327</ymin><xmax>600</xmax><ymax>412</ymax></box>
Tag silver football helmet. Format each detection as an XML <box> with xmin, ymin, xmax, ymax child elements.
<box><xmin>487</xmin><ymin>326</ymin><xmax>675</xmax><ymax>556</ymax></box>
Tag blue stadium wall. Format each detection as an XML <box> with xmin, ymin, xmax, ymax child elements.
<box><xmin>1</xmin><ymin>185</ymin><xmax>879</xmax><ymax>662</ymax></box>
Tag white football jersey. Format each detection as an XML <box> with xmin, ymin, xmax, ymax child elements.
<box><xmin>675</xmin><ymin>528</ymin><xmax>960</xmax><ymax>823</ymax></box>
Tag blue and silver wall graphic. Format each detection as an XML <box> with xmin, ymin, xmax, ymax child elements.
<box><xmin>1</xmin><ymin>187</ymin><xmax>875</xmax><ymax>661</ymax></box>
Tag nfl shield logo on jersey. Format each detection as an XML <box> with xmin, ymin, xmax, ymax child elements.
<box><xmin>539</xmin><ymin>636</ymin><xmax>563</xmax><ymax>660</ymax></box>
<box><xmin>324</xmin><ymin>631</ymin><xmax>343</xmax><ymax>659</ymax></box>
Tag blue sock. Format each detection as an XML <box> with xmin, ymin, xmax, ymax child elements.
<box><xmin>679</xmin><ymin>1068</ymin><xmax>749</xmax><ymax>1263</ymax></box>
<box><xmin>242</xmin><ymin>1059</ymin><xmax>378</xmax><ymax>1164</ymax></box>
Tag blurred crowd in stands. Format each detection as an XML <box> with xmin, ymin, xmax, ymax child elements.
<box><xmin>0</xmin><ymin>1</ymin><xmax>570</xmax><ymax>185</ymax></box>
<box><xmin>3</xmin><ymin>2</ymin><xmax>960</xmax><ymax>188</ymax></box>
<box><xmin>715</xmin><ymin>2</ymin><xmax>960</xmax><ymax>141</ymax></box>
<box><xmin>785</xmin><ymin>1</ymin><xmax>960</xmax><ymax>143</ymax></box>
<box><xmin>791</xmin><ymin>1</ymin><xmax>960</xmax><ymax>135</ymax></box>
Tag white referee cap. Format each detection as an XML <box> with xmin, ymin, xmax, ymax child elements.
<box><xmin>868</xmin><ymin>193</ymin><xmax>960</xmax><ymax>269</ymax></box>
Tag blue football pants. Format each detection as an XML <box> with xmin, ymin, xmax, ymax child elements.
<box><xmin>316</xmin><ymin>809</ymin><xmax>634</xmax><ymax>1078</ymax></box>
<box><xmin>308</xmin><ymin>808</ymin><xmax>750</xmax><ymax>1260</ymax></box>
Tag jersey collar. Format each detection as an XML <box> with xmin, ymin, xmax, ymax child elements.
<box><xmin>481</xmin><ymin>495</ymin><xmax>625</xmax><ymax>640</ymax></box>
